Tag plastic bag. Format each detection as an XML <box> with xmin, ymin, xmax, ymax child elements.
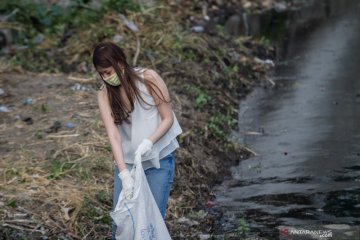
<box><xmin>110</xmin><ymin>154</ymin><xmax>172</xmax><ymax>240</ymax></box>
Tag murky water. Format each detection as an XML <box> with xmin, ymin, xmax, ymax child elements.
<box><xmin>215</xmin><ymin>2</ymin><xmax>360</xmax><ymax>240</ymax></box>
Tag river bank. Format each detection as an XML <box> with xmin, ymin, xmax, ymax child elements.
<box><xmin>0</xmin><ymin>1</ymin><xmax>279</xmax><ymax>239</ymax></box>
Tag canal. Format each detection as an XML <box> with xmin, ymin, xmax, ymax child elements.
<box><xmin>214</xmin><ymin>1</ymin><xmax>360</xmax><ymax>239</ymax></box>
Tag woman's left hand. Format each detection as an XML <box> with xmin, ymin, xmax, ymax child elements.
<box><xmin>135</xmin><ymin>139</ymin><xmax>153</xmax><ymax>157</ymax></box>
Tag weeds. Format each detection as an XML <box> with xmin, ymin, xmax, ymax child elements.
<box><xmin>236</xmin><ymin>218</ymin><xmax>250</xmax><ymax>237</ymax></box>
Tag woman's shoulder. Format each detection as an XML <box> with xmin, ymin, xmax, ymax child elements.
<box><xmin>134</xmin><ymin>67</ymin><xmax>157</xmax><ymax>76</ymax></box>
<box><xmin>141</xmin><ymin>68</ymin><xmax>162</xmax><ymax>84</ymax></box>
<box><xmin>97</xmin><ymin>84</ymin><xmax>107</xmax><ymax>99</ymax></box>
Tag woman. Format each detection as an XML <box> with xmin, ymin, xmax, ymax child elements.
<box><xmin>92</xmin><ymin>42</ymin><xmax>182</xmax><ymax>238</ymax></box>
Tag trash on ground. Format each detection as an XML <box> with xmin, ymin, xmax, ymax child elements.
<box><xmin>191</xmin><ymin>25</ymin><xmax>205</xmax><ymax>33</ymax></box>
<box><xmin>70</xmin><ymin>83</ymin><xmax>90</xmax><ymax>92</ymax></box>
<box><xmin>66</xmin><ymin>122</ymin><xmax>75</xmax><ymax>129</ymax></box>
<box><xmin>119</xmin><ymin>14</ymin><xmax>139</xmax><ymax>33</ymax></box>
<box><xmin>22</xmin><ymin>117</ymin><xmax>33</xmax><ymax>125</ymax></box>
<box><xmin>23</xmin><ymin>98</ymin><xmax>33</xmax><ymax>105</ymax></box>
<box><xmin>45</xmin><ymin>121</ymin><xmax>61</xmax><ymax>133</ymax></box>
<box><xmin>0</xmin><ymin>105</ymin><xmax>10</xmax><ymax>112</ymax></box>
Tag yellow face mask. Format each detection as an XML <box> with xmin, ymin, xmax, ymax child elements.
<box><xmin>103</xmin><ymin>72</ymin><xmax>121</xmax><ymax>86</ymax></box>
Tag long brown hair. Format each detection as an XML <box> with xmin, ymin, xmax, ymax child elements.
<box><xmin>92</xmin><ymin>42</ymin><xmax>168</xmax><ymax>125</ymax></box>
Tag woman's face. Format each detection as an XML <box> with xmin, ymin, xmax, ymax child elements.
<box><xmin>97</xmin><ymin>66</ymin><xmax>115</xmax><ymax>79</ymax></box>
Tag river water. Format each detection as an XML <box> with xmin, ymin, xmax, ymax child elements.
<box><xmin>214</xmin><ymin>2</ymin><xmax>360</xmax><ymax>240</ymax></box>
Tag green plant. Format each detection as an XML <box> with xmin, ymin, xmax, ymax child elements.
<box><xmin>47</xmin><ymin>160</ymin><xmax>77</xmax><ymax>180</ymax></box>
<box><xmin>35</xmin><ymin>130</ymin><xmax>44</xmax><ymax>139</ymax></box>
<box><xmin>6</xmin><ymin>199</ymin><xmax>17</xmax><ymax>208</ymax></box>
<box><xmin>208</xmin><ymin>111</ymin><xmax>237</xmax><ymax>139</ymax></box>
<box><xmin>186</xmin><ymin>86</ymin><xmax>212</xmax><ymax>109</ymax></box>
<box><xmin>236</xmin><ymin>218</ymin><xmax>250</xmax><ymax>237</ymax></box>
<box><xmin>79</xmin><ymin>196</ymin><xmax>111</xmax><ymax>224</ymax></box>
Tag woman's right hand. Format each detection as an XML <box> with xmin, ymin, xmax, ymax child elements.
<box><xmin>118</xmin><ymin>169</ymin><xmax>134</xmax><ymax>199</ymax></box>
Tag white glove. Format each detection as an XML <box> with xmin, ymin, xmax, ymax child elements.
<box><xmin>118</xmin><ymin>169</ymin><xmax>134</xmax><ymax>199</ymax></box>
<box><xmin>135</xmin><ymin>139</ymin><xmax>153</xmax><ymax>157</ymax></box>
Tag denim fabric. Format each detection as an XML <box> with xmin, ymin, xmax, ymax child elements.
<box><xmin>112</xmin><ymin>152</ymin><xmax>175</xmax><ymax>239</ymax></box>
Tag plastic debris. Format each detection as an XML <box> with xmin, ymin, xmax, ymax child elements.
<box><xmin>46</xmin><ymin>121</ymin><xmax>61</xmax><ymax>133</ymax></box>
<box><xmin>0</xmin><ymin>88</ymin><xmax>4</xmax><ymax>96</ymax></box>
<box><xmin>23</xmin><ymin>98</ymin><xmax>33</xmax><ymax>105</ymax></box>
<box><xmin>22</xmin><ymin>117</ymin><xmax>33</xmax><ymax>125</ymax></box>
<box><xmin>112</xmin><ymin>34</ymin><xmax>124</xmax><ymax>43</ymax></box>
<box><xmin>32</xmin><ymin>33</ymin><xmax>45</xmax><ymax>44</ymax></box>
<box><xmin>176</xmin><ymin>217</ymin><xmax>199</xmax><ymax>227</ymax></box>
<box><xmin>71</xmin><ymin>83</ymin><xmax>90</xmax><ymax>92</ymax></box>
<box><xmin>119</xmin><ymin>14</ymin><xmax>139</xmax><ymax>33</ymax></box>
<box><xmin>274</xmin><ymin>2</ymin><xmax>287</xmax><ymax>12</ymax></box>
<box><xmin>66</xmin><ymin>122</ymin><xmax>75</xmax><ymax>129</ymax></box>
<box><xmin>0</xmin><ymin>105</ymin><xmax>10</xmax><ymax>112</ymax></box>
<box><xmin>191</xmin><ymin>25</ymin><xmax>205</xmax><ymax>33</ymax></box>
<box><xmin>206</xmin><ymin>200</ymin><xmax>215</xmax><ymax>208</ymax></box>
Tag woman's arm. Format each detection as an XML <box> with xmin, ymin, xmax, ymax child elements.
<box><xmin>97</xmin><ymin>88</ymin><xmax>127</xmax><ymax>172</ymax></box>
<box><xmin>143</xmin><ymin>69</ymin><xmax>174</xmax><ymax>144</ymax></box>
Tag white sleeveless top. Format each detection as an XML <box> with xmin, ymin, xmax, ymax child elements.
<box><xmin>117</xmin><ymin>68</ymin><xmax>182</xmax><ymax>170</ymax></box>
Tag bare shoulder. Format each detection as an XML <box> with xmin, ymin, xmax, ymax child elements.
<box><xmin>143</xmin><ymin>69</ymin><xmax>162</xmax><ymax>82</ymax></box>
<box><xmin>97</xmin><ymin>84</ymin><xmax>107</xmax><ymax>100</ymax></box>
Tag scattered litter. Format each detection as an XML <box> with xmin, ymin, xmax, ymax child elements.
<box><xmin>199</xmin><ymin>234</ymin><xmax>211</xmax><ymax>240</ymax></box>
<box><xmin>274</xmin><ymin>2</ymin><xmax>288</xmax><ymax>12</ymax></box>
<box><xmin>66</xmin><ymin>122</ymin><xmax>75</xmax><ymax>129</ymax></box>
<box><xmin>45</xmin><ymin>121</ymin><xmax>61</xmax><ymax>133</ymax></box>
<box><xmin>23</xmin><ymin>98</ymin><xmax>33</xmax><ymax>105</ymax></box>
<box><xmin>0</xmin><ymin>88</ymin><xmax>4</xmax><ymax>96</ymax></box>
<box><xmin>245</xmin><ymin>131</ymin><xmax>264</xmax><ymax>135</ymax></box>
<box><xmin>206</xmin><ymin>200</ymin><xmax>215</xmax><ymax>208</ymax></box>
<box><xmin>191</xmin><ymin>25</ymin><xmax>204</xmax><ymax>33</ymax></box>
<box><xmin>22</xmin><ymin>117</ymin><xmax>33</xmax><ymax>125</ymax></box>
<box><xmin>255</xmin><ymin>57</ymin><xmax>275</xmax><ymax>67</ymax></box>
<box><xmin>71</xmin><ymin>83</ymin><xmax>90</xmax><ymax>92</ymax></box>
<box><xmin>32</xmin><ymin>33</ymin><xmax>44</xmax><ymax>44</ymax></box>
<box><xmin>0</xmin><ymin>105</ymin><xmax>10</xmax><ymax>112</ymax></box>
<box><xmin>119</xmin><ymin>14</ymin><xmax>139</xmax><ymax>33</ymax></box>
<box><xmin>112</xmin><ymin>34</ymin><xmax>124</xmax><ymax>43</ymax></box>
<box><xmin>176</xmin><ymin>217</ymin><xmax>199</xmax><ymax>227</ymax></box>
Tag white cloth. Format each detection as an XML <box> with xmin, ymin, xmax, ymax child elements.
<box><xmin>118</xmin><ymin>68</ymin><xmax>182</xmax><ymax>170</ymax></box>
